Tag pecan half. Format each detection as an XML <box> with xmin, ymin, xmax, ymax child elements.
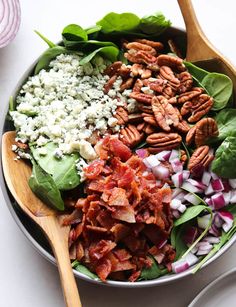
<box><xmin>137</xmin><ymin>104</ymin><xmax>153</xmax><ymax>114</ymax></box>
<box><xmin>156</xmin><ymin>55</ymin><xmax>185</xmax><ymax>71</ymax></box>
<box><xmin>180</xmin><ymin>150</ymin><xmax>188</xmax><ymax>164</ymax></box>
<box><xmin>125</xmin><ymin>42</ymin><xmax>157</xmax><ymax>56</ymax></box>
<box><xmin>178</xmin><ymin>71</ymin><xmax>193</xmax><ymax>93</ymax></box>
<box><xmin>186</xmin><ymin>118</ymin><xmax>219</xmax><ymax>147</ymax></box>
<box><xmin>188</xmin><ymin>145</ymin><xmax>214</xmax><ymax>173</ymax></box>
<box><xmin>152</xmin><ymin>96</ymin><xmax>179</xmax><ymax>131</ymax></box>
<box><xmin>119</xmin><ymin>124</ymin><xmax>143</xmax><ymax>147</ymax></box>
<box><xmin>143</xmin><ymin>78</ymin><xmax>167</xmax><ymax>93</ymax></box>
<box><xmin>118</xmin><ymin>65</ymin><xmax>131</xmax><ymax>78</ymax></box>
<box><xmin>114</xmin><ymin>107</ymin><xmax>129</xmax><ymax>125</ymax></box>
<box><xmin>104</xmin><ymin>61</ymin><xmax>122</xmax><ymax>77</ymax></box>
<box><xmin>135</xmin><ymin>39</ymin><xmax>164</xmax><ymax>51</ymax></box>
<box><xmin>159</xmin><ymin>66</ymin><xmax>180</xmax><ymax>91</ymax></box>
<box><xmin>177</xmin><ymin>87</ymin><xmax>203</xmax><ymax>104</ymax></box>
<box><xmin>130</xmin><ymin>64</ymin><xmax>152</xmax><ymax>79</ymax></box>
<box><xmin>120</xmin><ymin>77</ymin><xmax>134</xmax><ymax>92</ymax></box>
<box><xmin>133</xmin><ymin>79</ymin><xmax>144</xmax><ymax>92</ymax></box>
<box><xmin>129</xmin><ymin>92</ymin><xmax>153</xmax><ymax>104</ymax></box>
<box><xmin>128</xmin><ymin>113</ymin><xmax>143</xmax><ymax>124</ymax></box>
<box><xmin>175</xmin><ymin>119</ymin><xmax>191</xmax><ymax>134</ymax></box>
<box><xmin>104</xmin><ymin>75</ymin><xmax>118</xmax><ymax>94</ymax></box>
<box><xmin>146</xmin><ymin>132</ymin><xmax>182</xmax><ymax>153</ymax></box>
<box><xmin>142</xmin><ymin>113</ymin><xmax>157</xmax><ymax>126</ymax></box>
<box><xmin>125</xmin><ymin>50</ymin><xmax>157</xmax><ymax>65</ymax></box>
<box><xmin>137</xmin><ymin>122</ymin><xmax>157</xmax><ymax>134</ymax></box>
<box><xmin>181</xmin><ymin>94</ymin><xmax>214</xmax><ymax>123</ymax></box>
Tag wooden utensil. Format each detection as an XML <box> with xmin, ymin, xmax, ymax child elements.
<box><xmin>2</xmin><ymin>131</ymin><xmax>82</xmax><ymax>307</ymax></box>
<box><xmin>177</xmin><ymin>0</ymin><xmax>236</xmax><ymax>100</ymax></box>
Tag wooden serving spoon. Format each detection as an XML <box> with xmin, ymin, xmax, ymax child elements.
<box><xmin>2</xmin><ymin>131</ymin><xmax>82</xmax><ymax>307</ymax></box>
<box><xmin>178</xmin><ymin>0</ymin><xmax>236</xmax><ymax>99</ymax></box>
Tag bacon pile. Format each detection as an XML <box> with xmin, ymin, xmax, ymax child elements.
<box><xmin>62</xmin><ymin>137</ymin><xmax>175</xmax><ymax>281</ymax></box>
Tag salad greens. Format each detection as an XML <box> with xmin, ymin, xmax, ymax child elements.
<box><xmin>29</xmin><ymin>158</ymin><xmax>64</xmax><ymax>211</ymax></box>
<box><xmin>30</xmin><ymin>143</ymin><xmax>81</xmax><ymax>191</ymax></box>
<box><xmin>139</xmin><ymin>256</ymin><xmax>168</xmax><ymax>280</ymax></box>
<box><xmin>72</xmin><ymin>260</ymin><xmax>99</xmax><ymax>280</ymax></box>
<box><xmin>214</xmin><ymin>108</ymin><xmax>236</xmax><ymax>140</ymax></box>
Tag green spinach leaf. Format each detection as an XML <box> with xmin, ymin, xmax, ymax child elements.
<box><xmin>80</xmin><ymin>45</ymin><xmax>119</xmax><ymax>65</ymax></box>
<box><xmin>62</xmin><ymin>24</ymin><xmax>88</xmax><ymax>42</ymax></box>
<box><xmin>202</xmin><ymin>73</ymin><xmax>233</xmax><ymax>111</ymax></box>
<box><xmin>34</xmin><ymin>46</ymin><xmax>70</xmax><ymax>74</ymax></box>
<box><xmin>140</xmin><ymin>256</ymin><xmax>168</xmax><ymax>280</ymax></box>
<box><xmin>34</xmin><ymin>30</ymin><xmax>55</xmax><ymax>48</ymax></box>
<box><xmin>211</xmin><ymin>135</ymin><xmax>236</xmax><ymax>178</ymax></box>
<box><xmin>139</xmin><ymin>12</ymin><xmax>171</xmax><ymax>35</ymax></box>
<box><xmin>184</xmin><ymin>61</ymin><xmax>209</xmax><ymax>82</ymax></box>
<box><xmin>72</xmin><ymin>260</ymin><xmax>99</xmax><ymax>280</ymax></box>
<box><xmin>86</xmin><ymin>25</ymin><xmax>102</xmax><ymax>35</ymax></box>
<box><xmin>214</xmin><ymin>108</ymin><xmax>236</xmax><ymax>140</ymax></box>
<box><xmin>171</xmin><ymin>224</ymin><xmax>188</xmax><ymax>259</ymax></box>
<box><xmin>63</xmin><ymin>39</ymin><xmax>117</xmax><ymax>50</ymax></box>
<box><xmin>30</xmin><ymin>142</ymin><xmax>80</xmax><ymax>191</ymax></box>
<box><xmin>29</xmin><ymin>158</ymin><xmax>64</xmax><ymax>211</ymax></box>
<box><xmin>174</xmin><ymin>205</ymin><xmax>209</xmax><ymax>227</ymax></box>
<box><xmin>96</xmin><ymin>12</ymin><xmax>140</xmax><ymax>33</ymax></box>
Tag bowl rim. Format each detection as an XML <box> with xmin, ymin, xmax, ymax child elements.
<box><xmin>1</xmin><ymin>25</ymin><xmax>236</xmax><ymax>288</ymax></box>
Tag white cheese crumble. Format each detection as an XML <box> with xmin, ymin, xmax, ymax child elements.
<box><xmin>10</xmin><ymin>53</ymin><xmax>126</xmax><ymax>158</ymax></box>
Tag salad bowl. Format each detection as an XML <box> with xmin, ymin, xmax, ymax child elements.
<box><xmin>1</xmin><ymin>14</ymin><xmax>236</xmax><ymax>288</ymax></box>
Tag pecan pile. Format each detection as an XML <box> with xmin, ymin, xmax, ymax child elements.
<box><xmin>104</xmin><ymin>38</ymin><xmax>219</xmax><ymax>169</ymax></box>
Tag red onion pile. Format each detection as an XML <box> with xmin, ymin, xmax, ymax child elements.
<box><xmin>0</xmin><ymin>0</ymin><xmax>21</xmax><ymax>48</ymax></box>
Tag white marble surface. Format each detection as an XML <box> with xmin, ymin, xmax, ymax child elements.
<box><xmin>0</xmin><ymin>1</ymin><xmax>236</xmax><ymax>306</ymax></box>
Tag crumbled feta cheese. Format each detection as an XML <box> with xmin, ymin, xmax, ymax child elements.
<box><xmin>79</xmin><ymin>140</ymin><xmax>97</xmax><ymax>160</ymax></box>
<box><xmin>76</xmin><ymin>158</ymin><xmax>88</xmax><ymax>181</ymax></box>
<box><xmin>11</xmin><ymin>53</ymin><xmax>125</xmax><ymax>159</ymax></box>
<box><xmin>11</xmin><ymin>145</ymin><xmax>18</xmax><ymax>152</ymax></box>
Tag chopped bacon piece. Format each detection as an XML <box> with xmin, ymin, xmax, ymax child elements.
<box><xmin>84</xmin><ymin>159</ymin><xmax>105</xmax><ymax>179</ymax></box>
<box><xmin>109</xmin><ymin>187</ymin><xmax>129</xmax><ymax>207</ymax></box>
<box><xmin>110</xmin><ymin>223</ymin><xmax>130</xmax><ymax>241</ymax></box>
<box><xmin>109</xmin><ymin>138</ymin><xmax>132</xmax><ymax>161</ymax></box>
<box><xmin>112</xmin><ymin>206</ymin><xmax>136</xmax><ymax>223</ymax></box>
<box><xmin>76</xmin><ymin>242</ymin><xmax>84</xmax><ymax>261</ymax></box>
<box><xmin>95</xmin><ymin>258</ymin><xmax>112</xmax><ymax>281</ymax></box>
<box><xmin>89</xmin><ymin>240</ymin><xmax>116</xmax><ymax>262</ymax></box>
<box><xmin>113</xmin><ymin>249</ymin><xmax>132</xmax><ymax>261</ymax></box>
<box><xmin>61</xmin><ymin>209</ymin><xmax>82</xmax><ymax>226</ymax></box>
<box><xmin>161</xmin><ymin>186</ymin><xmax>172</xmax><ymax>203</ymax></box>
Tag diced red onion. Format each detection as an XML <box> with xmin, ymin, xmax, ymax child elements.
<box><xmin>172</xmin><ymin>188</ymin><xmax>183</xmax><ymax>199</ymax></box>
<box><xmin>184</xmin><ymin>193</ymin><xmax>201</xmax><ymax>206</ymax></box>
<box><xmin>155</xmin><ymin>150</ymin><xmax>171</xmax><ymax>161</ymax></box>
<box><xmin>144</xmin><ymin>155</ymin><xmax>160</xmax><ymax>168</ymax></box>
<box><xmin>178</xmin><ymin>204</ymin><xmax>187</xmax><ymax>213</ymax></box>
<box><xmin>205</xmin><ymin>184</ymin><xmax>214</xmax><ymax>196</ymax></box>
<box><xmin>203</xmin><ymin>236</ymin><xmax>220</xmax><ymax>244</ymax></box>
<box><xmin>222</xmin><ymin>180</ymin><xmax>231</xmax><ymax>192</ymax></box>
<box><xmin>184</xmin><ymin>227</ymin><xmax>198</xmax><ymax>245</ymax></box>
<box><xmin>211</xmin><ymin>192</ymin><xmax>226</xmax><ymax>210</ymax></box>
<box><xmin>196</xmin><ymin>241</ymin><xmax>212</xmax><ymax>251</ymax></box>
<box><xmin>182</xmin><ymin>181</ymin><xmax>202</xmax><ymax>194</ymax></box>
<box><xmin>218</xmin><ymin>211</ymin><xmax>233</xmax><ymax>232</ymax></box>
<box><xmin>171</xmin><ymin>259</ymin><xmax>189</xmax><ymax>273</ymax></box>
<box><xmin>136</xmin><ymin>149</ymin><xmax>148</xmax><ymax>158</ymax></box>
<box><xmin>230</xmin><ymin>190</ymin><xmax>236</xmax><ymax>203</ymax></box>
<box><xmin>170</xmin><ymin>199</ymin><xmax>181</xmax><ymax>210</ymax></box>
<box><xmin>211</xmin><ymin>179</ymin><xmax>224</xmax><ymax>192</ymax></box>
<box><xmin>0</xmin><ymin>0</ymin><xmax>21</xmax><ymax>48</ymax></box>
<box><xmin>169</xmin><ymin>149</ymin><xmax>179</xmax><ymax>162</ymax></box>
<box><xmin>229</xmin><ymin>179</ymin><xmax>236</xmax><ymax>189</ymax></box>
<box><xmin>198</xmin><ymin>214</ymin><xmax>211</xmax><ymax>229</ymax></box>
<box><xmin>182</xmin><ymin>170</ymin><xmax>190</xmax><ymax>181</ymax></box>
<box><xmin>223</xmin><ymin>191</ymin><xmax>231</xmax><ymax>205</ymax></box>
<box><xmin>202</xmin><ymin>171</ymin><xmax>211</xmax><ymax>186</ymax></box>
<box><xmin>171</xmin><ymin>172</ymin><xmax>184</xmax><ymax>188</ymax></box>
<box><xmin>187</xmin><ymin>179</ymin><xmax>206</xmax><ymax>191</ymax></box>
<box><xmin>213</xmin><ymin>213</ymin><xmax>224</xmax><ymax>228</ymax></box>
<box><xmin>209</xmin><ymin>224</ymin><xmax>221</xmax><ymax>237</ymax></box>
<box><xmin>171</xmin><ymin>158</ymin><xmax>183</xmax><ymax>173</ymax></box>
<box><xmin>196</xmin><ymin>247</ymin><xmax>212</xmax><ymax>255</ymax></box>
<box><xmin>152</xmin><ymin>164</ymin><xmax>170</xmax><ymax>179</ymax></box>
<box><xmin>204</xmin><ymin>197</ymin><xmax>213</xmax><ymax>207</ymax></box>
<box><xmin>157</xmin><ymin>239</ymin><xmax>167</xmax><ymax>249</ymax></box>
<box><xmin>210</xmin><ymin>172</ymin><xmax>219</xmax><ymax>180</ymax></box>
<box><xmin>185</xmin><ymin>252</ymin><xmax>199</xmax><ymax>266</ymax></box>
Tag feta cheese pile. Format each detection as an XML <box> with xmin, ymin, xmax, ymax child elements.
<box><xmin>10</xmin><ymin>53</ymin><xmax>127</xmax><ymax>160</ymax></box>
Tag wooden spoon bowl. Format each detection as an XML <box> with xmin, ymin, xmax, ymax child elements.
<box><xmin>2</xmin><ymin>131</ymin><xmax>82</xmax><ymax>307</ymax></box>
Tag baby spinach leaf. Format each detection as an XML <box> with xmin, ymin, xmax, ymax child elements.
<box><xmin>80</xmin><ymin>45</ymin><xmax>119</xmax><ymax>65</ymax></box>
<box><xmin>34</xmin><ymin>30</ymin><xmax>56</xmax><ymax>48</ymax></box>
<box><xmin>140</xmin><ymin>256</ymin><xmax>168</xmax><ymax>280</ymax></box>
<box><xmin>139</xmin><ymin>12</ymin><xmax>171</xmax><ymax>35</ymax></box>
<box><xmin>30</xmin><ymin>142</ymin><xmax>80</xmax><ymax>191</ymax></box>
<box><xmin>63</xmin><ymin>39</ymin><xmax>117</xmax><ymax>50</ymax></box>
<box><xmin>214</xmin><ymin>108</ymin><xmax>236</xmax><ymax>140</ymax></box>
<box><xmin>29</xmin><ymin>158</ymin><xmax>64</xmax><ymax>211</ymax></box>
<box><xmin>96</xmin><ymin>12</ymin><xmax>140</xmax><ymax>33</ymax></box>
<box><xmin>72</xmin><ymin>260</ymin><xmax>99</xmax><ymax>280</ymax></box>
<box><xmin>62</xmin><ymin>24</ymin><xmax>88</xmax><ymax>42</ymax></box>
<box><xmin>171</xmin><ymin>224</ymin><xmax>188</xmax><ymax>259</ymax></box>
<box><xmin>86</xmin><ymin>25</ymin><xmax>102</xmax><ymax>36</ymax></box>
<box><xmin>184</xmin><ymin>61</ymin><xmax>209</xmax><ymax>82</ymax></box>
<box><xmin>174</xmin><ymin>205</ymin><xmax>209</xmax><ymax>227</ymax></box>
<box><xmin>211</xmin><ymin>135</ymin><xmax>236</xmax><ymax>178</ymax></box>
<box><xmin>202</xmin><ymin>73</ymin><xmax>233</xmax><ymax>111</ymax></box>
<box><xmin>34</xmin><ymin>46</ymin><xmax>70</xmax><ymax>74</ymax></box>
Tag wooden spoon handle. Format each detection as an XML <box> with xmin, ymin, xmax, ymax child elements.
<box><xmin>177</xmin><ymin>0</ymin><xmax>218</xmax><ymax>61</ymax></box>
<box><xmin>40</xmin><ymin>217</ymin><xmax>82</xmax><ymax>307</ymax></box>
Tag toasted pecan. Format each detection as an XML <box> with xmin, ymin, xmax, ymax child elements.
<box><xmin>188</xmin><ymin>145</ymin><xmax>214</xmax><ymax>173</ymax></box>
<box><xmin>146</xmin><ymin>132</ymin><xmax>182</xmax><ymax>153</ymax></box>
<box><xmin>119</xmin><ymin>124</ymin><xmax>144</xmax><ymax>147</ymax></box>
